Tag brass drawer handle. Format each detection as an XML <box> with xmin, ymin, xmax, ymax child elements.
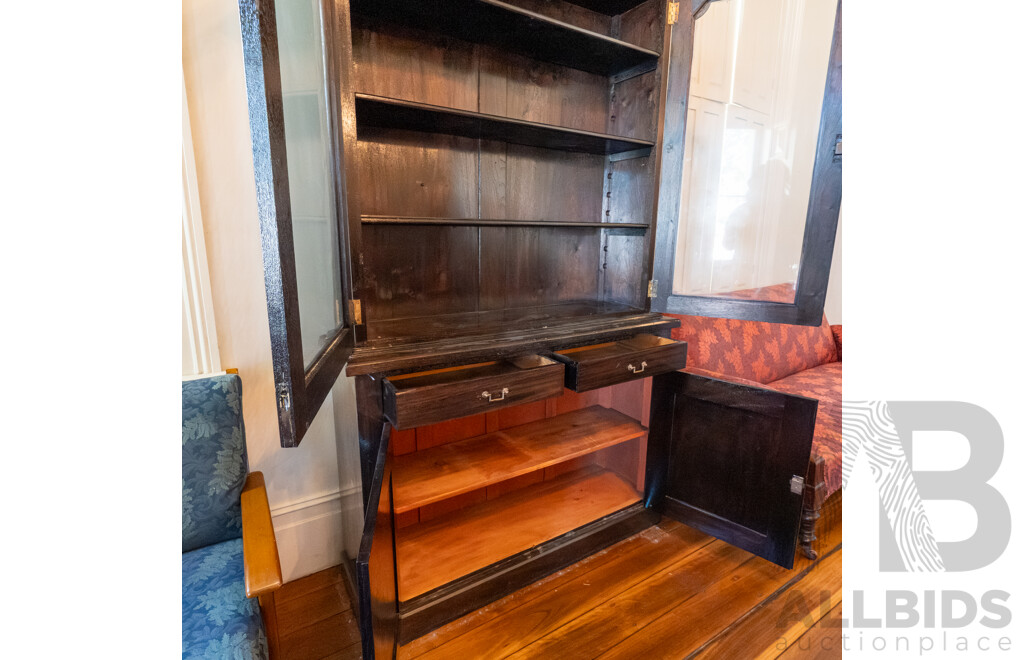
<box><xmin>627</xmin><ymin>361</ymin><xmax>648</xmax><ymax>374</ymax></box>
<box><xmin>482</xmin><ymin>387</ymin><xmax>510</xmax><ymax>402</ymax></box>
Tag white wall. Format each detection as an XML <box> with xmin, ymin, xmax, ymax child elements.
<box><xmin>824</xmin><ymin>208</ymin><xmax>842</xmax><ymax>325</ymax></box>
<box><xmin>182</xmin><ymin>0</ymin><xmax>360</xmax><ymax>582</ymax></box>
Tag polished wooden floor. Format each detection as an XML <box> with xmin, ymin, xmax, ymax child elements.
<box><xmin>275</xmin><ymin>494</ymin><xmax>841</xmax><ymax>659</ymax></box>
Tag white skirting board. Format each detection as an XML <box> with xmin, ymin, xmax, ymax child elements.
<box><xmin>271</xmin><ymin>483</ymin><xmax>364</xmax><ymax>583</ymax></box>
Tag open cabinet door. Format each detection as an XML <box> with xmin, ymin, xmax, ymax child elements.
<box><xmin>650</xmin><ymin>0</ymin><xmax>842</xmax><ymax>326</ymax></box>
<box><xmin>355</xmin><ymin>422</ymin><xmax>398</xmax><ymax>660</ymax></box>
<box><xmin>238</xmin><ymin>0</ymin><xmax>360</xmax><ymax>446</ymax></box>
<box><xmin>646</xmin><ymin>371</ymin><xmax>816</xmax><ymax>568</ymax></box>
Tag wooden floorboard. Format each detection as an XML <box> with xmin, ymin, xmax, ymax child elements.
<box><xmin>275</xmin><ymin>494</ymin><xmax>841</xmax><ymax>660</ymax></box>
<box><xmin>779</xmin><ymin>602</ymin><xmax>843</xmax><ymax>659</ymax></box>
<box><xmin>275</xmin><ymin>565</ymin><xmax>344</xmax><ymax>605</ymax></box>
<box><xmin>691</xmin><ymin>550</ymin><xmax>842</xmax><ymax>659</ymax></box>
<box><xmin>399</xmin><ymin>519</ymin><xmax>692</xmax><ymax>658</ymax></box>
<box><xmin>410</xmin><ymin>522</ymin><xmax>712</xmax><ymax>660</ymax></box>
<box><xmin>279</xmin><ymin>610</ymin><xmax>361</xmax><ymax>660</ymax></box>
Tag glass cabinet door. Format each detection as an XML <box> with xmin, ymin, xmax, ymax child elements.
<box><xmin>239</xmin><ymin>0</ymin><xmax>356</xmax><ymax>446</ymax></box>
<box><xmin>652</xmin><ymin>0</ymin><xmax>842</xmax><ymax>325</ymax></box>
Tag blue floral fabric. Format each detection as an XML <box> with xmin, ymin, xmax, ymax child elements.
<box><xmin>182</xmin><ymin>538</ymin><xmax>268</xmax><ymax>660</ymax></box>
<box><xmin>182</xmin><ymin>374</ymin><xmax>248</xmax><ymax>553</ymax></box>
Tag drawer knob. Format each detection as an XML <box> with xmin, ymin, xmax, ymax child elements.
<box><xmin>482</xmin><ymin>387</ymin><xmax>510</xmax><ymax>402</ymax></box>
<box><xmin>627</xmin><ymin>361</ymin><xmax>648</xmax><ymax>374</ymax></box>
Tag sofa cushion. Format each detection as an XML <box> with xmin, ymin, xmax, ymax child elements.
<box><xmin>768</xmin><ymin>362</ymin><xmax>843</xmax><ymax>497</ymax></box>
<box><xmin>183</xmin><ymin>374</ymin><xmax>248</xmax><ymax>553</ymax></box>
<box><xmin>667</xmin><ymin>283</ymin><xmax>838</xmax><ymax>384</ymax></box>
<box><xmin>183</xmin><ymin>538</ymin><xmax>268</xmax><ymax>660</ymax></box>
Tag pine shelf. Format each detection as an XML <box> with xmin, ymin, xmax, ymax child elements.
<box><xmin>395</xmin><ymin>466</ymin><xmax>641</xmax><ymax>600</ymax></box>
<box><xmin>392</xmin><ymin>405</ymin><xmax>647</xmax><ymax>513</ymax></box>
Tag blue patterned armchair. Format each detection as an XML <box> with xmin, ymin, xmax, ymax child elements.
<box><xmin>183</xmin><ymin>373</ymin><xmax>282</xmax><ymax>659</ymax></box>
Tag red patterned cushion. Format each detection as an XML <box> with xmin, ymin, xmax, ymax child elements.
<box><xmin>769</xmin><ymin>362</ymin><xmax>843</xmax><ymax>497</ymax></box>
<box><xmin>667</xmin><ymin>284</ymin><xmax>838</xmax><ymax>383</ymax></box>
<box><xmin>682</xmin><ymin>366</ymin><xmax>765</xmax><ymax>389</ymax></box>
<box><xmin>831</xmin><ymin>324</ymin><xmax>842</xmax><ymax>362</ymax></box>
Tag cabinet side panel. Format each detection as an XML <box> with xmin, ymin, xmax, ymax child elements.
<box><xmin>609</xmin><ymin>71</ymin><xmax>660</xmax><ymax>141</ymax></box>
<box><xmin>615</xmin><ymin>0</ymin><xmax>664</xmax><ymax>52</ymax></box>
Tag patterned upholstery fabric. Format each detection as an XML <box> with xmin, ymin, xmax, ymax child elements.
<box><xmin>667</xmin><ymin>283</ymin><xmax>838</xmax><ymax>383</ymax></box>
<box><xmin>182</xmin><ymin>538</ymin><xmax>268</xmax><ymax>660</ymax></box>
<box><xmin>183</xmin><ymin>374</ymin><xmax>248</xmax><ymax>553</ymax></box>
<box><xmin>768</xmin><ymin>362</ymin><xmax>843</xmax><ymax>497</ymax></box>
<box><xmin>683</xmin><ymin>366</ymin><xmax>766</xmax><ymax>390</ymax></box>
<box><xmin>831</xmin><ymin>324</ymin><xmax>842</xmax><ymax>362</ymax></box>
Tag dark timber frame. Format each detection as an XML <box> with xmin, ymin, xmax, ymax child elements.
<box><xmin>236</xmin><ymin>0</ymin><xmax>842</xmax><ymax>655</ymax></box>
<box><xmin>650</xmin><ymin>0</ymin><xmax>843</xmax><ymax>326</ymax></box>
<box><xmin>238</xmin><ymin>0</ymin><xmax>357</xmax><ymax>446</ymax></box>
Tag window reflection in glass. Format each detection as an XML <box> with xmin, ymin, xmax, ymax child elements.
<box><xmin>673</xmin><ymin>0</ymin><xmax>837</xmax><ymax>303</ymax></box>
<box><xmin>277</xmin><ymin>0</ymin><xmax>345</xmax><ymax>367</ymax></box>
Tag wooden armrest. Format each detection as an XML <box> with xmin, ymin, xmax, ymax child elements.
<box><xmin>241</xmin><ymin>471</ymin><xmax>283</xmax><ymax>598</ymax></box>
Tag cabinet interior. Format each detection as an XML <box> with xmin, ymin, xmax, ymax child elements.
<box><xmin>388</xmin><ymin>378</ymin><xmax>651</xmax><ymax>602</ymax></box>
<box><xmin>348</xmin><ymin>0</ymin><xmax>666</xmax><ymax>345</ymax></box>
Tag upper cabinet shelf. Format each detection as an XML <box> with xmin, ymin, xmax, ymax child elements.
<box><xmin>565</xmin><ymin>0</ymin><xmax>651</xmax><ymax>14</ymax></box>
<box><xmin>356</xmin><ymin>94</ymin><xmax>654</xmax><ymax>156</ymax></box>
<box><xmin>362</xmin><ymin>216</ymin><xmax>649</xmax><ymax>230</ymax></box>
<box><xmin>349</xmin><ymin>0</ymin><xmax>660</xmax><ymax>77</ymax></box>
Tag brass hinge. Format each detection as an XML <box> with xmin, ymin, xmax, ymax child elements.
<box><xmin>348</xmin><ymin>299</ymin><xmax>363</xmax><ymax>325</ymax></box>
<box><xmin>647</xmin><ymin>280</ymin><xmax>658</xmax><ymax>298</ymax></box>
<box><xmin>667</xmin><ymin>1</ymin><xmax>680</xmax><ymax>25</ymax></box>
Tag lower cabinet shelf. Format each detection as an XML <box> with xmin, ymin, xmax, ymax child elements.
<box><xmin>391</xmin><ymin>405</ymin><xmax>646</xmax><ymax>513</ymax></box>
<box><xmin>394</xmin><ymin>465</ymin><xmax>641</xmax><ymax>601</ymax></box>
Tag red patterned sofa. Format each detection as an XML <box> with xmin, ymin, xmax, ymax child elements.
<box><xmin>666</xmin><ymin>283</ymin><xmax>841</xmax><ymax>559</ymax></box>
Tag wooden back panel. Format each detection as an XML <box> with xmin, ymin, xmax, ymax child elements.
<box><xmin>346</xmin><ymin>1</ymin><xmax>667</xmax><ymax>327</ymax></box>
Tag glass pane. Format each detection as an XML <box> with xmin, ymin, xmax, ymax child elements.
<box><xmin>277</xmin><ymin>0</ymin><xmax>345</xmax><ymax>367</ymax></box>
<box><xmin>672</xmin><ymin>0</ymin><xmax>837</xmax><ymax>304</ymax></box>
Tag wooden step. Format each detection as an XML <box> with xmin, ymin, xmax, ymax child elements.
<box><xmin>392</xmin><ymin>406</ymin><xmax>646</xmax><ymax>513</ymax></box>
<box><xmin>395</xmin><ymin>467</ymin><xmax>641</xmax><ymax>601</ymax></box>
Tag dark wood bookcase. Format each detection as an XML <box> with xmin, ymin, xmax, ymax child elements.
<box><xmin>237</xmin><ymin>0</ymin><xmax>842</xmax><ymax>657</ymax></box>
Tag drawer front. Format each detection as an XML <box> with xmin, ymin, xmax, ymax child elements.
<box><xmin>556</xmin><ymin>334</ymin><xmax>687</xmax><ymax>392</ymax></box>
<box><xmin>383</xmin><ymin>356</ymin><xmax>564</xmax><ymax>429</ymax></box>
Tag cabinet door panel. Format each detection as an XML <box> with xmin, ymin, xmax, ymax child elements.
<box><xmin>356</xmin><ymin>423</ymin><xmax>398</xmax><ymax>660</ymax></box>
<box><xmin>238</xmin><ymin>0</ymin><xmax>358</xmax><ymax>446</ymax></box>
<box><xmin>651</xmin><ymin>0</ymin><xmax>842</xmax><ymax>326</ymax></box>
<box><xmin>646</xmin><ymin>371</ymin><xmax>816</xmax><ymax>568</ymax></box>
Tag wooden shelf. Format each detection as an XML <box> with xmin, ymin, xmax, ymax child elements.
<box><xmin>350</xmin><ymin>0</ymin><xmax>659</xmax><ymax>78</ymax></box>
<box><xmin>362</xmin><ymin>216</ymin><xmax>649</xmax><ymax>230</ymax></box>
<box><xmin>362</xmin><ymin>301</ymin><xmax>644</xmax><ymax>349</ymax></box>
<box><xmin>392</xmin><ymin>406</ymin><xmax>646</xmax><ymax>513</ymax></box>
<box><xmin>565</xmin><ymin>0</ymin><xmax>651</xmax><ymax>15</ymax></box>
<box><xmin>395</xmin><ymin>466</ymin><xmax>640</xmax><ymax>600</ymax></box>
<box><xmin>355</xmin><ymin>94</ymin><xmax>654</xmax><ymax>156</ymax></box>
<box><xmin>348</xmin><ymin>306</ymin><xmax>680</xmax><ymax>376</ymax></box>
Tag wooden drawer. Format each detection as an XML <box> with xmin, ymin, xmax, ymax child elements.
<box><xmin>553</xmin><ymin>334</ymin><xmax>687</xmax><ymax>392</ymax></box>
<box><xmin>382</xmin><ymin>355</ymin><xmax>564</xmax><ymax>429</ymax></box>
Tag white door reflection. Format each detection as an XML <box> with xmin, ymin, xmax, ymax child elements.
<box><xmin>673</xmin><ymin>0</ymin><xmax>837</xmax><ymax>303</ymax></box>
